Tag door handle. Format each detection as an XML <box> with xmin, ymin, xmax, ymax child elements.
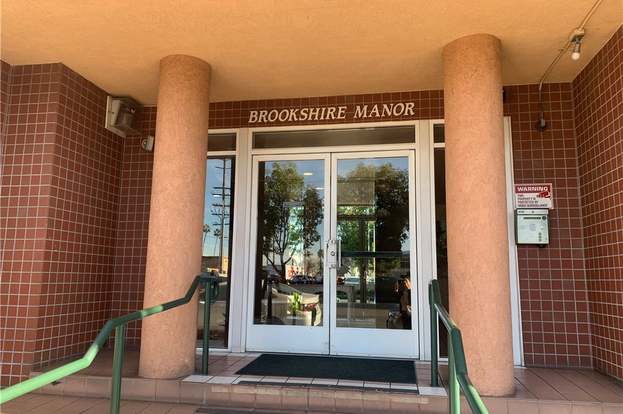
<box><xmin>337</xmin><ymin>239</ymin><xmax>342</xmax><ymax>269</ymax></box>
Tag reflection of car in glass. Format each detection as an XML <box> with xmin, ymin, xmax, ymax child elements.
<box><xmin>288</xmin><ymin>274</ymin><xmax>321</xmax><ymax>284</ymax></box>
<box><xmin>288</xmin><ymin>274</ymin><xmax>312</xmax><ymax>284</ymax></box>
<box><xmin>336</xmin><ymin>291</ymin><xmax>349</xmax><ymax>303</ymax></box>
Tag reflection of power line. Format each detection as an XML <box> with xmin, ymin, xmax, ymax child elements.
<box><xmin>210</xmin><ymin>160</ymin><xmax>232</xmax><ymax>272</ymax></box>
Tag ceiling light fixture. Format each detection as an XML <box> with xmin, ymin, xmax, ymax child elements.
<box><xmin>570</xmin><ymin>29</ymin><xmax>585</xmax><ymax>61</ymax></box>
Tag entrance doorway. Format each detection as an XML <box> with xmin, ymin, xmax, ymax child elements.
<box><xmin>245</xmin><ymin>150</ymin><xmax>418</xmax><ymax>358</ymax></box>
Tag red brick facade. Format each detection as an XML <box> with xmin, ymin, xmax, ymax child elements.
<box><xmin>110</xmin><ymin>108</ymin><xmax>156</xmax><ymax>344</ymax></box>
<box><xmin>504</xmin><ymin>84</ymin><xmax>591</xmax><ymax>368</ymax></box>
<box><xmin>1</xmin><ymin>27</ymin><xmax>621</xmax><ymax>385</ymax></box>
<box><xmin>0</xmin><ymin>63</ymin><xmax>123</xmax><ymax>385</ymax></box>
<box><xmin>574</xmin><ymin>26</ymin><xmax>623</xmax><ymax>380</ymax></box>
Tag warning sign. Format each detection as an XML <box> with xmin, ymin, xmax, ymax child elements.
<box><xmin>514</xmin><ymin>183</ymin><xmax>553</xmax><ymax>209</ymax></box>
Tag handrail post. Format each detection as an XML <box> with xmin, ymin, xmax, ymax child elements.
<box><xmin>110</xmin><ymin>324</ymin><xmax>126</xmax><ymax>414</ymax></box>
<box><xmin>201</xmin><ymin>279</ymin><xmax>211</xmax><ymax>375</ymax></box>
<box><xmin>430</xmin><ymin>284</ymin><xmax>439</xmax><ymax>387</ymax></box>
<box><xmin>448</xmin><ymin>338</ymin><xmax>461</xmax><ymax>414</ymax></box>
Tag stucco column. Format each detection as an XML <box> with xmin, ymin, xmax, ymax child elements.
<box><xmin>442</xmin><ymin>34</ymin><xmax>514</xmax><ymax>396</ymax></box>
<box><xmin>139</xmin><ymin>55</ymin><xmax>211</xmax><ymax>378</ymax></box>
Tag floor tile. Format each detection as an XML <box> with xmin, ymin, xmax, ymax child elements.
<box><xmin>207</xmin><ymin>376</ymin><xmax>238</xmax><ymax>384</ymax></box>
<box><xmin>261</xmin><ymin>376</ymin><xmax>288</xmax><ymax>383</ymax></box>
<box><xmin>418</xmin><ymin>386</ymin><xmax>447</xmax><ymax>396</ymax></box>
<box><xmin>363</xmin><ymin>381</ymin><xmax>391</xmax><ymax>389</ymax></box>
<box><xmin>287</xmin><ymin>377</ymin><xmax>314</xmax><ymax>384</ymax></box>
<box><xmin>311</xmin><ymin>378</ymin><xmax>338</xmax><ymax>386</ymax></box>
<box><xmin>390</xmin><ymin>382</ymin><xmax>419</xmax><ymax>391</ymax></box>
<box><xmin>337</xmin><ymin>379</ymin><xmax>364</xmax><ymax>387</ymax></box>
<box><xmin>182</xmin><ymin>375</ymin><xmax>212</xmax><ymax>383</ymax></box>
<box><xmin>233</xmin><ymin>375</ymin><xmax>264</xmax><ymax>383</ymax></box>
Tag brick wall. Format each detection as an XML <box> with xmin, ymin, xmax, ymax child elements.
<box><xmin>110</xmin><ymin>107</ymin><xmax>156</xmax><ymax>344</ymax></box>
<box><xmin>1</xmin><ymin>63</ymin><xmax>63</xmax><ymax>385</ymax></box>
<box><xmin>574</xmin><ymin>26</ymin><xmax>623</xmax><ymax>381</ymax></box>
<box><xmin>504</xmin><ymin>84</ymin><xmax>591</xmax><ymax>368</ymax></box>
<box><xmin>0</xmin><ymin>62</ymin><xmax>122</xmax><ymax>385</ymax></box>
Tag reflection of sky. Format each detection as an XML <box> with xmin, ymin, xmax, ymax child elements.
<box><xmin>203</xmin><ymin>158</ymin><xmax>233</xmax><ymax>257</ymax></box>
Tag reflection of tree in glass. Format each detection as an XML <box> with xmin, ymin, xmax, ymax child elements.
<box><xmin>337</xmin><ymin>162</ymin><xmax>409</xmax><ymax>282</ymax></box>
<box><xmin>302</xmin><ymin>187</ymin><xmax>323</xmax><ymax>275</ymax></box>
<box><xmin>262</xmin><ymin>163</ymin><xmax>323</xmax><ymax>282</ymax></box>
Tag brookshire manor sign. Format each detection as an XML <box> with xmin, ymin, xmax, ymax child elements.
<box><xmin>248</xmin><ymin>102</ymin><xmax>416</xmax><ymax>124</ymax></box>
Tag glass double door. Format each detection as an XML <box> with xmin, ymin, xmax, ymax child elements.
<box><xmin>247</xmin><ymin>151</ymin><xmax>417</xmax><ymax>358</ymax></box>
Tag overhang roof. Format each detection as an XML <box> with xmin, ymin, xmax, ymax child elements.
<box><xmin>1</xmin><ymin>0</ymin><xmax>621</xmax><ymax>104</ymax></box>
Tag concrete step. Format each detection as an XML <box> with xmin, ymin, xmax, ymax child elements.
<box><xmin>32</xmin><ymin>373</ymin><xmax>442</xmax><ymax>413</ymax></box>
<box><xmin>31</xmin><ymin>373</ymin><xmax>623</xmax><ymax>414</ymax></box>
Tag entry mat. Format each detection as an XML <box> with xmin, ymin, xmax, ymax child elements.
<box><xmin>236</xmin><ymin>354</ymin><xmax>417</xmax><ymax>384</ymax></box>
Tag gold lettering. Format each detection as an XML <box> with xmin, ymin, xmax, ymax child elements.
<box><xmin>268</xmin><ymin>110</ymin><xmax>279</xmax><ymax>122</ymax></box>
<box><xmin>354</xmin><ymin>105</ymin><xmax>368</xmax><ymax>118</ymax></box>
<box><xmin>393</xmin><ymin>103</ymin><xmax>405</xmax><ymax>116</ymax></box>
<box><xmin>405</xmin><ymin>102</ymin><xmax>415</xmax><ymax>116</ymax></box>
<box><xmin>319</xmin><ymin>107</ymin><xmax>327</xmax><ymax>120</ymax></box>
<box><xmin>308</xmin><ymin>107</ymin><xmax>320</xmax><ymax>120</ymax></box>
<box><xmin>258</xmin><ymin>110</ymin><xmax>268</xmax><ymax>123</ymax></box>
<box><xmin>288</xmin><ymin>108</ymin><xmax>299</xmax><ymax>121</ymax></box>
<box><xmin>326</xmin><ymin>107</ymin><xmax>337</xmax><ymax>119</ymax></box>
<box><xmin>337</xmin><ymin>106</ymin><xmax>347</xmax><ymax>119</ymax></box>
<box><xmin>300</xmin><ymin>108</ymin><xmax>309</xmax><ymax>121</ymax></box>
<box><xmin>278</xmin><ymin>109</ymin><xmax>289</xmax><ymax>122</ymax></box>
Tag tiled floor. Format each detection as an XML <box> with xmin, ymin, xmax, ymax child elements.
<box><xmin>0</xmin><ymin>393</ymin><xmax>200</xmax><ymax>414</ymax></box>
<box><xmin>22</xmin><ymin>350</ymin><xmax>623</xmax><ymax>414</ymax></box>
<box><xmin>36</xmin><ymin>351</ymin><xmax>430</xmax><ymax>394</ymax></box>
<box><xmin>34</xmin><ymin>349</ymin><xmax>623</xmax><ymax>401</ymax></box>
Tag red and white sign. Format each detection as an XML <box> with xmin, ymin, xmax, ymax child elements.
<box><xmin>514</xmin><ymin>183</ymin><xmax>554</xmax><ymax>209</ymax></box>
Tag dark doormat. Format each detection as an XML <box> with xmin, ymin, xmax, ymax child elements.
<box><xmin>236</xmin><ymin>354</ymin><xmax>417</xmax><ymax>384</ymax></box>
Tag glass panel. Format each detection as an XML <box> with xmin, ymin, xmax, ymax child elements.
<box><xmin>335</xmin><ymin>156</ymin><xmax>411</xmax><ymax>329</ymax></box>
<box><xmin>208</xmin><ymin>133</ymin><xmax>236</xmax><ymax>151</ymax></box>
<box><xmin>199</xmin><ymin>157</ymin><xmax>235</xmax><ymax>348</ymax></box>
<box><xmin>434</xmin><ymin>147</ymin><xmax>449</xmax><ymax>357</ymax></box>
<box><xmin>253</xmin><ymin>159</ymin><xmax>325</xmax><ymax>326</ymax></box>
<box><xmin>253</xmin><ymin>126</ymin><xmax>415</xmax><ymax>149</ymax></box>
<box><xmin>433</xmin><ymin>124</ymin><xmax>445</xmax><ymax>144</ymax></box>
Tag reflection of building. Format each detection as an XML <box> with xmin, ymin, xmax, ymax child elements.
<box><xmin>202</xmin><ymin>256</ymin><xmax>229</xmax><ymax>275</ymax></box>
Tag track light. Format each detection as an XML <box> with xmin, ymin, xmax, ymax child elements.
<box><xmin>570</xmin><ymin>29</ymin><xmax>585</xmax><ymax>61</ymax></box>
<box><xmin>571</xmin><ymin>38</ymin><xmax>582</xmax><ymax>60</ymax></box>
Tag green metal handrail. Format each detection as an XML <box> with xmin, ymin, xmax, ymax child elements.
<box><xmin>429</xmin><ymin>279</ymin><xmax>489</xmax><ymax>414</ymax></box>
<box><xmin>0</xmin><ymin>272</ymin><xmax>219</xmax><ymax>414</ymax></box>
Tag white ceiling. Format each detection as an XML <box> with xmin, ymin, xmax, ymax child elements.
<box><xmin>1</xmin><ymin>0</ymin><xmax>621</xmax><ymax>103</ymax></box>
